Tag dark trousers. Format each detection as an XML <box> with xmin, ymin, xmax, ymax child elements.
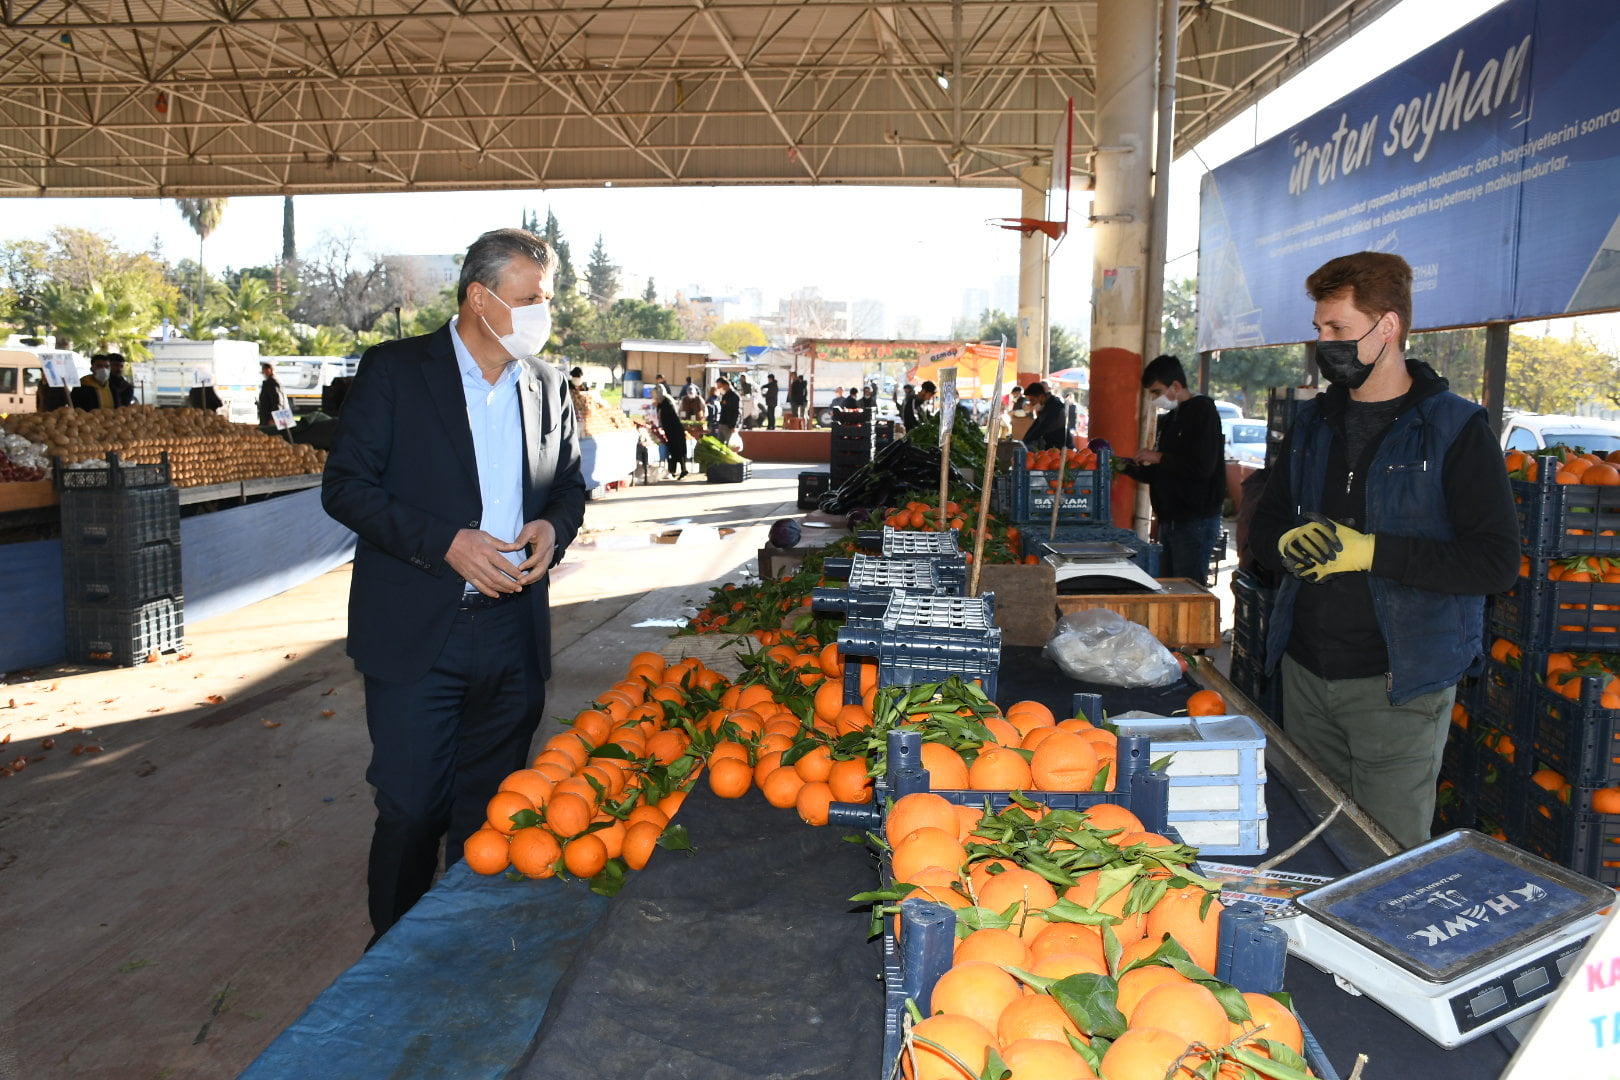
<box><xmin>362</xmin><ymin>600</ymin><xmax>545</xmax><ymax>942</ymax></box>
<box><xmin>764</xmin><ymin>403</ymin><xmax>776</xmax><ymax>429</ymax></box>
<box><xmin>1158</xmin><ymin>514</ymin><xmax>1222</xmax><ymax>586</ymax></box>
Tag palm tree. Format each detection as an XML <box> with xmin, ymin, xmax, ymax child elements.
<box><xmin>173</xmin><ymin>197</ymin><xmax>228</xmax><ymax>326</ymax></box>
<box><xmin>41</xmin><ymin>278</ymin><xmax>148</xmax><ymax>355</ymax></box>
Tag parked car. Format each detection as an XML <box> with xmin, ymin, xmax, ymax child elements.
<box><xmin>1222</xmin><ymin>417</ymin><xmax>1267</xmax><ymax>466</ymax></box>
<box><xmin>1212</xmin><ymin>399</ymin><xmax>1244</xmax><ymax>420</ymax></box>
<box><xmin>1500</xmin><ymin>413</ymin><xmax>1620</xmax><ymax>455</ymax></box>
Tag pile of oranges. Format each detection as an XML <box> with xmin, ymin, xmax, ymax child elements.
<box><xmin>1505</xmin><ymin>446</ymin><xmax>1620</xmax><ymax>485</ymax></box>
<box><xmin>879</xmin><ymin>791</ymin><xmax>1312</xmax><ymax>1080</ymax></box>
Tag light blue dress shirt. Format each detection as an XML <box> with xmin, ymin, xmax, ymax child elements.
<box><xmin>449</xmin><ymin>317</ymin><xmax>525</xmax><ymax>576</ymax></box>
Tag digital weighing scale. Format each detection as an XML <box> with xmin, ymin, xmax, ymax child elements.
<box><xmin>1042</xmin><ymin>541</ymin><xmax>1161</xmax><ymax>592</ymax></box>
<box><xmin>1277</xmin><ymin>829</ymin><xmax>1612</xmax><ymax>1047</ymax></box>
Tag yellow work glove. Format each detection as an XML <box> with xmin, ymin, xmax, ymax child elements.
<box><xmin>1278</xmin><ymin>516</ymin><xmax>1339</xmax><ymax>577</ymax></box>
<box><xmin>1297</xmin><ymin>515</ymin><xmax>1377</xmax><ymax>582</ymax></box>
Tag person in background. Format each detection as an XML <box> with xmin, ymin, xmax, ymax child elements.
<box><xmin>898</xmin><ymin>384</ymin><xmax>920</xmax><ymax>430</ymax></box>
<box><xmin>322</xmin><ymin>227</ymin><xmax>586</xmax><ymax>944</ymax></box>
<box><xmin>105</xmin><ymin>353</ymin><xmax>136</xmax><ymax>407</ymax></box>
<box><xmin>1121</xmin><ymin>355</ymin><xmax>1225</xmax><ymax>586</ymax></box>
<box><xmin>78</xmin><ymin>354</ymin><xmax>115</xmax><ymax>410</ymax></box>
<box><xmin>258</xmin><ymin>361</ymin><xmax>291</xmax><ymax>432</ymax></box>
<box><xmin>569</xmin><ymin>366</ymin><xmax>585</xmax><ymax>389</ymax></box>
<box><xmin>716</xmin><ymin>376</ymin><xmax>740</xmax><ymax>442</ymax></box>
<box><xmin>736</xmin><ymin>376</ymin><xmax>757</xmax><ymax>430</ymax></box>
<box><xmin>652</xmin><ymin>385</ymin><xmax>688</xmax><ymax>479</ymax></box>
<box><xmin>704</xmin><ymin>386</ymin><xmax>721</xmax><ymax>434</ymax></box>
<box><xmin>1248</xmin><ymin>251</ymin><xmax>1519</xmax><ymax>848</ymax></box>
<box><xmin>841</xmin><ymin>386</ymin><xmax>861</xmax><ymax>408</ymax></box>
<box><xmin>652</xmin><ymin>373</ymin><xmax>670</xmax><ymax>399</ymax></box>
<box><xmin>1019</xmin><ymin>381</ymin><xmax>1070</xmax><ymax>451</ymax></box>
<box><xmin>859</xmin><ymin>384</ymin><xmax>877</xmax><ymax>410</ymax></box>
<box><xmin>679</xmin><ymin>384</ymin><xmax>705</xmax><ymax>423</ymax></box>
<box><xmin>763</xmin><ymin>374</ymin><xmax>780</xmax><ymax>430</ymax></box>
<box><xmin>788</xmin><ymin>373</ymin><xmax>808</xmax><ymax>420</ymax></box>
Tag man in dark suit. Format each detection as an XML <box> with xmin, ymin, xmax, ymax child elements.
<box><xmin>716</xmin><ymin>377</ymin><xmax>740</xmax><ymax>442</ymax></box>
<box><xmin>762</xmin><ymin>373</ymin><xmax>779</xmax><ymax>429</ymax></box>
<box><xmin>323</xmin><ymin>228</ymin><xmax>586</xmax><ymax>944</ymax></box>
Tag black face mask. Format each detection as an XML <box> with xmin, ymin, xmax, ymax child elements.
<box><xmin>1315</xmin><ymin>317</ymin><xmax>1387</xmax><ymax>389</ymax></box>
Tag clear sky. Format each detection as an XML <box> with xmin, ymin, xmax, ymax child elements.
<box><xmin>0</xmin><ymin>0</ymin><xmax>1508</xmax><ymax>343</ymax></box>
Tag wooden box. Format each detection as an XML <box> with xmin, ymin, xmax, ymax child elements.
<box><xmin>1054</xmin><ymin>578</ymin><xmax>1220</xmax><ymax>649</ymax></box>
<box><xmin>975</xmin><ymin>563</ymin><xmax>1057</xmax><ymax>647</ymax></box>
<box><xmin>0</xmin><ymin>480</ymin><xmax>58</xmax><ymax>513</ymax></box>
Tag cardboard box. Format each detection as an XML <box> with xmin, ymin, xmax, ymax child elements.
<box><xmin>975</xmin><ymin>562</ymin><xmax>1056</xmax><ymax>647</ymax></box>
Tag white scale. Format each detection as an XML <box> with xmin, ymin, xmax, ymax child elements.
<box><xmin>1041</xmin><ymin>540</ymin><xmax>1162</xmax><ymax>593</ymax></box>
<box><xmin>1276</xmin><ymin>829</ymin><xmax>1612</xmax><ymax>1048</ymax></box>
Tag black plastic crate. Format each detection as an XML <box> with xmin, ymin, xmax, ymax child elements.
<box><xmin>1266</xmin><ymin>388</ymin><xmax>1311</xmax><ymax>471</ymax></box>
<box><xmin>59</xmin><ymin>485</ymin><xmax>181</xmax><ymax>552</ymax></box>
<box><xmin>1569</xmin><ymin>810</ymin><xmax>1620</xmax><ymax>887</ymax></box>
<box><xmin>706</xmin><ymin>462</ymin><xmax>750</xmax><ymax>484</ymax></box>
<box><xmin>874</xmin><ymin>420</ymin><xmax>899</xmax><ymax>450</ymax></box>
<box><xmin>53</xmin><ymin>451</ymin><xmax>172</xmax><ymax>492</ymax></box>
<box><xmin>1512</xmin><ymin>466</ymin><xmax>1620</xmax><ymax>558</ymax></box>
<box><xmin>1480</xmin><ymin>655</ymin><xmax>1528</xmax><ymax>729</ymax></box>
<box><xmin>1522</xmin><ymin>673</ymin><xmax>1620</xmax><ymax>787</ymax></box>
<box><xmin>63</xmin><ymin>541</ymin><xmax>182</xmax><ymax>606</ymax></box>
<box><xmin>1228</xmin><ymin>648</ymin><xmax>1283</xmax><ymax>725</ymax></box>
<box><xmin>66</xmin><ymin>596</ymin><xmax>184</xmax><ymax>666</ymax></box>
<box><xmin>1490</xmin><ymin>559</ymin><xmax>1620</xmax><ymax>651</ymax></box>
<box><xmin>796</xmin><ymin>471</ymin><xmax>831</xmax><ymax>510</ymax></box>
<box><xmin>1232</xmin><ymin>568</ymin><xmax>1275</xmax><ymax>659</ymax></box>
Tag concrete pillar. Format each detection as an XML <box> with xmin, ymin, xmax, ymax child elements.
<box><xmin>1089</xmin><ymin>0</ymin><xmax>1158</xmax><ymax>529</ymax></box>
<box><xmin>1017</xmin><ymin>164</ymin><xmax>1050</xmax><ymax>383</ymax></box>
<box><xmin>1482</xmin><ymin>321</ymin><xmax>1509</xmax><ymax>434</ymax></box>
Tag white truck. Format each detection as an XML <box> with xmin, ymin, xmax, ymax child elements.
<box><xmin>261</xmin><ymin>355</ymin><xmax>357</xmax><ymax>413</ymax></box>
<box><xmin>147</xmin><ymin>339</ymin><xmax>263</xmax><ymax>424</ymax></box>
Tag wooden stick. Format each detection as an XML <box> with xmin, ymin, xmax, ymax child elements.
<box><xmin>969</xmin><ymin>341</ymin><xmax>1009</xmax><ymax>596</ymax></box>
<box><xmin>1047</xmin><ymin>428</ymin><xmax>1068</xmax><ymax>541</ymax></box>
<box><xmin>938</xmin><ymin>427</ymin><xmax>953</xmax><ymax>534</ymax></box>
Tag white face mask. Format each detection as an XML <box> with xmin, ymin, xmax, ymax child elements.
<box><xmin>1151</xmin><ymin>392</ymin><xmax>1176</xmax><ymax>412</ymax></box>
<box><xmin>482</xmin><ymin>288</ymin><xmax>552</xmax><ymax>360</ymax></box>
<box><xmin>93</xmin><ymin>368</ymin><xmax>109</xmax><ymax>383</ymax></box>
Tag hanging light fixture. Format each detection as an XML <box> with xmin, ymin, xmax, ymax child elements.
<box><xmin>935</xmin><ymin>69</ymin><xmax>949</xmax><ymax>91</ymax></box>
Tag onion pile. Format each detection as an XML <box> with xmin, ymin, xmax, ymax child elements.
<box><xmin>4</xmin><ymin>406</ymin><xmax>325</xmax><ymax>488</ymax></box>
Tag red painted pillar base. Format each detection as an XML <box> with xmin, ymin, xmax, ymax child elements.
<box><xmin>1090</xmin><ymin>346</ymin><xmax>1142</xmax><ymax>528</ymax></box>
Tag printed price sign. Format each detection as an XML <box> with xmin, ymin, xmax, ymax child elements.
<box><xmin>192</xmin><ymin>365</ymin><xmax>214</xmax><ymax>387</ymax></box>
<box><xmin>1502</xmin><ymin>908</ymin><xmax>1620</xmax><ymax>1077</ymax></box>
<box><xmin>41</xmin><ymin>353</ymin><xmax>75</xmax><ymax>388</ymax></box>
<box><xmin>938</xmin><ymin>366</ymin><xmax>959</xmax><ymax>445</ymax></box>
<box><xmin>272</xmin><ymin>408</ymin><xmax>295</xmax><ymax>431</ymax></box>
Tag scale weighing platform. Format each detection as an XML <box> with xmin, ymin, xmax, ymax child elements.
<box><xmin>1042</xmin><ymin>540</ymin><xmax>1160</xmax><ymax>592</ymax></box>
<box><xmin>1278</xmin><ymin>829</ymin><xmax>1612</xmax><ymax>1047</ymax></box>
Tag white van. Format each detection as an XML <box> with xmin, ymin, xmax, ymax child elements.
<box><xmin>1501</xmin><ymin>413</ymin><xmax>1620</xmax><ymax>455</ymax></box>
<box><xmin>0</xmin><ymin>348</ymin><xmax>45</xmax><ymax>414</ymax></box>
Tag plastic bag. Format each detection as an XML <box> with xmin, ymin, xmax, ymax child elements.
<box><xmin>1042</xmin><ymin>608</ymin><xmax>1182</xmax><ymax>688</ymax></box>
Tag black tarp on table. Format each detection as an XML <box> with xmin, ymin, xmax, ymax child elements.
<box><xmin>512</xmin><ymin>785</ymin><xmax>883</xmax><ymax>1080</ymax></box>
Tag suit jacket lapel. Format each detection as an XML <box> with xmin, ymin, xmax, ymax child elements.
<box><xmin>518</xmin><ymin>358</ymin><xmax>546</xmax><ymax>508</ymax></box>
<box><xmin>423</xmin><ymin>324</ymin><xmax>480</xmax><ymax>489</ymax></box>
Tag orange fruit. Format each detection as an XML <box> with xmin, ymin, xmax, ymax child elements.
<box><xmin>1239</xmin><ymin>992</ymin><xmax>1304</xmax><ymax>1056</ymax></box>
<box><xmin>886</xmin><ymin>792</ymin><xmax>961</xmax><ymax>847</ymax></box>
<box><xmin>508</xmin><ymin>827</ymin><xmax>562</xmax><ymax>878</ymax></box>
<box><xmin>485</xmin><ymin>790</ymin><xmax>537</xmax><ymax>835</ymax></box>
<box><xmin>1004</xmin><ymin>699</ymin><xmax>1056</xmax><ymax>731</ymax></box>
<box><xmin>543</xmin><ymin>731</ymin><xmax>591</xmax><ymax>769</ymax></box>
<box><xmin>954</xmin><ymin>927</ymin><xmax>1032</xmax><ymax>969</ymax></box>
<box><xmin>796</xmin><ymin>780</ymin><xmax>834</xmax><ymax>825</ymax></box>
<box><xmin>1080</xmin><ymin>802</ymin><xmax>1144</xmax><ymax>836</ymax></box>
<box><xmin>1068</xmin><ymin>869</ymin><xmax>1148</xmax><ymax>942</ymax></box>
<box><xmin>892</xmin><ymin>827</ymin><xmax>969</xmax><ymax>883</ymax></box>
<box><xmin>1593</xmin><ymin>787</ymin><xmax>1620</xmax><ymax>814</ymax></box>
<box><xmin>1028</xmin><ymin>950</ymin><xmax>1109</xmax><ymax>982</ymax></box>
<box><xmin>818</xmin><ymin>641</ymin><xmax>844</xmax><ymax>678</ymax></box>
<box><xmin>737</xmin><ymin>683</ymin><xmax>777</xmax><ymax>711</ymax></box>
<box><xmin>761</xmin><ymin>765</ymin><xmax>807</xmax><ymax>809</ymax></box>
<box><xmin>562</xmin><ymin>833</ymin><xmax>608</xmax><ymax>878</ymax></box>
<box><xmin>1000</xmin><ymin>1037</ymin><xmax>1097</xmax><ymax>1079</ymax></box>
<box><xmin>813</xmin><ymin>680</ymin><xmax>845</xmax><ymax>722</ymax></box>
<box><xmin>828</xmin><ymin>756</ymin><xmax>874</xmax><ymax>803</ymax></box>
<box><xmin>929</xmin><ymin>961</ymin><xmax>1023</xmax><ymax>1034</ymax></box>
<box><xmin>553</xmin><ymin>775</ymin><xmax>602</xmax><ymax>810</ymax></box>
<box><xmin>499</xmin><ymin>768</ymin><xmax>556</xmax><ymax>807</ymax></box>
<box><xmin>1030</xmin><ymin>730</ymin><xmax>1101</xmax><ymax>791</ymax></box>
<box><xmin>981</xmin><ymin>716</ymin><xmax>1024</xmax><ymax>747</ymax></box>
<box><xmin>754</xmin><ymin>750</ymin><xmax>786</xmax><ymax>788</ymax></box>
<box><xmin>1099</xmin><ymin>1026</ymin><xmax>1200</xmax><ymax>1080</ymax></box>
<box><xmin>570</xmin><ymin>708</ymin><xmax>613</xmax><ymax>747</ymax></box>
<box><xmin>592</xmin><ymin>817</ymin><xmax>627</xmax><ymax>859</ymax></box>
<box><xmin>622</xmin><ymin>820</ymin><xmax>663</xmax><ymax>870</ymax></box>
<box><xmin>975</xmin><ymin>867</ymin><xmax>1058</xmax><ymax>917</ymax></box>
<box><xmin>710</xmin><ymin>740</ymin><xmax>751</xmax><ymax>764</ymax></box>
<box><xmin>628</xmin><ymin>650</ymin><xmax>666</xmax><ymax>672</ymax></box>
<box><xmin>833</xmin><ymin>703</ymin><xmax>872</xmax><ymax>736</ymax></box>
<box><xmin>951</xmin><ymin>803</ymin><xmax>981</xmax><ymax>842</ymax></box>
<box><xmin>656</xmin><ymin>788</ymin><xmax>688</xmax><ymax>819</ymax></box>
<box><xmin>902</xmin><ymin>1013</ymin><xmax>998</xmax><ymax>1080</ymax></box>
<box><xmin>1144</xmin><ymin>885</ymin><xmax>1222</xmax><ymax>973</ymax></box>
<box><xmin>463</xmin><ymin>826</ymin><xmax>511</xmax><ymax>875</ymax></box>
<box><xmin>1186</xmin><ymin>689</ymin><xmax>1225</xmax><ymax>716</ymax></box>
<box><xmin>645</xmin><ymin>728</ymin><xmax>689</xmax><ymax>765</ymax></box>
<box><xmin>920</xmin><ymin>742</ymin><xmax>971</xmax><ymax>788</ymax></box>
<box><xmin>1028</xmin><ymin>921</ymin><xmax>1105</xmax><ymax>966</ymax></box>
<box><xmin>545</xmin><ymin>791</ymin><xmax>594</xmax><ymax>838</ymax></box>
<box><xmin>793</xmin><ymin>743</ymin><xmax>834</xmax><ymax>782</ymax></box>
<box><xmin>707</xmin><ymin>756</ymin><xmax>755</xmax><ymax>799</ymax></box>
<box><xmin>1116</xmin><ymin>964</ymin><xmax>1195</xmax><ymax>1020</ymax></box>
<box><xmin>1132</xmin><ymin>979</ymin><xmax>1230</xmax><ymax>1050</ymax></box>
<box><xmin>1020</xmin><ymin>726</ymin><xmax>1064</xmax><ymax>753</ymax></box>
<box><xmin>997</xmin><ymin>994</ymin><xmax>1087</xmax><ymax>1049</ymax></box>
<box><xmin>967</xmin><ymin>746</ymin><xmax>1033</xmax><ymax>790</ymax></box>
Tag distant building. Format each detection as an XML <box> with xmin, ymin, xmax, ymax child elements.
<box><xmin>961</xmin><ymin>287</ymin><xmax>989</xmax><ymax>323</ymax></box>
<box><xmin>383</xmin><ymin>254</ymin><xmax>460</xmax><ymax>307</ymax></box>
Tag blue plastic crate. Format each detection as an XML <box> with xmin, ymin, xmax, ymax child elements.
<box><xmin>65</xmin><ymin>595</ymin><xmax>184</xmax><ymax>667</ymax></box>
<box><xmin>1489</xmin><ymin>559</ymin><xmax>1620</xmax><ymax>651</ymax></box>
<box><xmin>1030</xmin><ymin>523</ymin><xmax>1161</xmax><ymax>578</ymax></box>
<box><xmin>856</xmin><ymin>527</ymin><xmax>965</xmax><ymax>558</ymax></box>
<box><xmin>1511</xmin><ymin>465</ymin><xmax>1620</xmax><ymax>558</ymax></box>
<box><xmin>62</xmin><ymin>540</ymin><xmax>182</xmax><ymax>607</ymax></box>
<box><xmin>1110</xmin><ymin>714</ymin><xmax>1268</xmax><ymax>857</ymax></box>
<box><xmin>994</xmin><ymin>445</ymin><xmax>1112</xmax><ymax>526</ymax></box>
<box><xmin>1522</xmin><ymin>673</ymin><xmax>1620</xmax><ymax>788</ymax></box>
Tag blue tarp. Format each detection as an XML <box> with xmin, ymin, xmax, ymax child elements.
<box><xmin>0</xmin><ymin>486</ymin><xmax>355</xmax><ymax>672</ymax></box>
<box><xmin>239</xmin><ymin>864</ymin><xmax>612</xmax><ymax>1080</ymax></box>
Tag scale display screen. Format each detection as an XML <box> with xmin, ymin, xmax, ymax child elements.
<box><xmin>1297</xmin><ymin>830</ymin><xmax>1614</xmax><ymax>983</ymax></box>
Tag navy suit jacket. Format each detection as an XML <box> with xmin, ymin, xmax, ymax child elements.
<box><xmin>322</xmin><ymin>324</ymin><xmax>586</xmax><ymax>684</ymax></box>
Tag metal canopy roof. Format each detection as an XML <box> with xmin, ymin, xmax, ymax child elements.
<box><xmin>0</xmin><ymin>0</ymin><xmax>1400</xmax><ymax>198</ymax></box>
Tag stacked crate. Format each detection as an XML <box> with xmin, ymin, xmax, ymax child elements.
<box><xmin>828</xmin><ymin>407</ymin><xmax>874</xmax><ymax>487</ymax></box>
<box><xmin>1473</xmin><ymin>455</ymin><xmax>1620</xmax><ymax>882</ymax></box>
<box><xmin>992</xmin><ymin>442</ymin><xmax>1112</xmax><ymax>527</ymax></box>
<box><xmin>1025</xmin><ymin>523</ymin><xmax>1161</xmax><ymax>578</ymax></box>
<box><xmin>1228</xmin><ymin>568</ymin><xmax>1281</xmax><ymax>724</ymax></box>
<box><xmin>57</xmin><ymin>453</ymin><xmax>184</xmax><ymax>666</ymax></box>
<box><xmin>1265</xmin><ymin>387</ymin><xmax>1314</xmax><ymax>470</ymax></box>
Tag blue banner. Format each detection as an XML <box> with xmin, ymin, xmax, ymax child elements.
<box><xmin>1198</xmin><ymin>0</ymin><xmax>1620</xmax><ymax>350</ymax></box>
